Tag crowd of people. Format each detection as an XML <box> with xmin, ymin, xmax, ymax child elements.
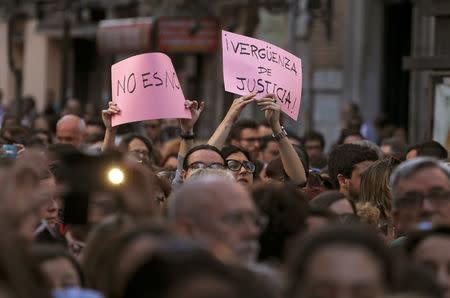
<box><xmin>0</xmin><ymin>89</ymin><xmax>449</xmax><ymax>298</ymax></box>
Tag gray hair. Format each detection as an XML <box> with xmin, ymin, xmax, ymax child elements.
<box><xmin>390</xmin><ymin>157</ymin><xmax>450</xmax><ymax>204</ymax></box>
<box><xmin>186</xmin><ymin>167</ymin><xmax>234</xmax><ymax>182</ymax></box>
<box><xmin>56</xmin><ymin>114</ymin><xmax>86</xmax><ymax>132</ymax></box>
<box><xmin>167</xmin><ymin>175</ymin><xmax>237</xmax><ymax>221</ymax></box>
<box><xmin>354</xmin><ymin>140</ymin><xmax>384</xmax><ymax>159</ymax></box>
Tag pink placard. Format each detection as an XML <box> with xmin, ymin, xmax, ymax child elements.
<box><xmin>222</xmin><ymin>30</ymin><xmax>302</xmax><ymax>121</ymax></box>
<box><xmin>111</xmin><ymin>52</ymin><xmax>191</xmax><ymax>126</ymax></box>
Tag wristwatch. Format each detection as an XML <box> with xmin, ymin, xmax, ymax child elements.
<box><xmin>272</xmin><ymin>126</ymin><xmax>287</xmax><ymax>141</ymax></box>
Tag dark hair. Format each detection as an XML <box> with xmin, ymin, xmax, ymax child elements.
<box><xmin>252</xmin><ymin>183</ymin><xmax>309</xmax><ymax>263</ymax></box>
<box><xmin>287</xmin><ymin>224</ymin><xmax>394</xmax><ymax>297</ymax></box>
<box><xmin>124</xmin><ymin>245</ymin><xmax>276</xmax><ymax>298</ymax></box>
<box><xmin>328</xmin><ymin>144</ymin><xmax>379</xmax><ymax>189</ymax></box>
<box><xmin>265</xmin><ymin>145</ymin><xmax>310</xmax><ymax>185</ymax></box>
<box><xmin>32</xmin><ymin>244</ymin><xmax>85</xmax><ymax>286</ymax></box>
<box><xmin>416</xmin><ymin>140</ymin><xmax>448</xmax><ymax>160</ymax></box>
<box><xmin>229</xmin><ymin>119</ymin><xmax>259</xmax><ymax>141</ymax></box>
<box><xmin>259</xmin><ymin>135</ymin><xmax>276</xmax><ymax>152</ymax></box>
<box><xmin>404</xmin><ymin>225</ymin><xmax>450</xmax><ymax>256</ymax></box>
<box><xmin>303</xmin><ymin>131</ymin><xmax>325</xmax><ymax>150</ymax></box>
<box><xmin>380</xmin><ymin>137</ymin><xmax>407</xmax><ymax>161</ymax></box>
<box><xmin>120</xmin><ymin>133</ymin><xmax>162</xmax><ymax>165</ymax></box>
<box><xmin>221</xmin><ymin>145</ymin><xmax>252</xmax><ymax>161</ymax></box>
<box><xmin>337</xmin><ymin>129</ymin><xmax>363</xmax><ymax>145</ymax></box>
<box><xmin>182</xmin><ymin>144</ymin><xmax>225</xmax><ymax>171</ymax></box>
<box><xmin>309</xmin><ymin>190</ymin><xmax>356</xmax><ymax>213</ymax></box>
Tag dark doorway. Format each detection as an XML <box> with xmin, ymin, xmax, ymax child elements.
<box><xmin>73</xmin><ymin>38</ymin><xmax>97</xmax><ymax>105</ymax></box>
<box><xmin>382</xmin><ymin>1</ymin><xmax>412</xmax><ymax>132</ymax></box>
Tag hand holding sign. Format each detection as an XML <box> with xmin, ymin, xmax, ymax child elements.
<box><xmin>222</xmin><ymin>30</ymin><xmax>302</xmax><ymax>121</ymax></box>
<box><xmin>257</xmin><ymin>94</ymin><xmax>281</xmax><ymax>129</ymax></box>
<box><xmin>224</xmin><ymin>91</ymin><xmax>258</xmax><ymax>123</ymax></box>
<box><xmin>180</xmin><ymin>100</ymin><xmax>205</xmax><ymax>133</ymax></box>
<box><xmin>102</xmin><ymin>102</ymin><xmax>120</xmax><ymax>130</ymax></box>
<box><xmin>111</xmin><ymin>52</ymin><xmax>191</xmax><ymax>127</ymax></box>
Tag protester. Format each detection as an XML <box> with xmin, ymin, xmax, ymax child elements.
<box><xmin>56</xmin><ymin>115</ymin><xmax>86</xmax><ymax>148</ymax></box>
<box><xmin>309</xmin><ymin>190</ymin><xmax>356</xmax><ymax>217</ymax></box>
<box><xmin>168</xmin><ymin>176</ymin><xmax>264</xmax><ymax>264</ymax></box>
<box><xmin>390</xmin><ymin>157</ymin><xmax>450</xmax><ymax>236</ymax></box>
<box><xmin>328</xmin><ymin>143</ymin><xmax>379</xmax><ymax>201</ymax></box>
<box><xmin>287</xmin><ymin>224</ymin><xmax>395</xmax><ymax>298</ymax></box>
<box><xmin>405</xmin><ymin>225</ymin><xmax>450</xmax><ymax>298</ymax></box>
<box><xmin>303</xmin><ymin>130</ymin><xmax>327</xmax><ymax>169</ymax></box>
<box><xmin>222</xmin><ymin>145</ymin><xmax>256</xmax><ymax>186</ymax></box>
<box><xmin>32</xmin><ymin>245</ymin><xmax>83</xmax><ymax>290</ymax></box>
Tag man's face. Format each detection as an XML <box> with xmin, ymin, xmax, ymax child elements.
<box><xmin>340</xmin><ymin>161</ymin><xmax>375</xmax><ymax>200</ymax></box>
<box><xmin>183</xmin><ymin>149</ymin><xmax>225</xmax><ymax>180</ymax></box>
<box><xmin>145</xmin><ymin>120</ymin><xmax>162</xmax><ymax>141</ymax></box>
<box><xmin>295</xmin><ymin>245</ymin><xmax>386</xmax><ymax>298</ymax></box>
<box><xmin>194</xmin><ymin>183</ymin><xmax>261</xmax><ymax>263</ymax></box>
<box><xmin>413</xmin><ymin>235</ymin><xmax>450</xmax><ymax>298</ymax></box>
<box><xmin>394</xmin><ymin>167</ymin><xmax>450</xmax><ymax>232</ymax></box>
<box><xmin>238</xmin><ymin>128</ymin><xmax>260</xmax><ymax>159</ymax></box>
<box><xmin>261</xmin><ymin>141</ymin><xmax>279</xmax><ymax>164</ymax></box>
<box><xmin>56</xmin><ymin>124</ymin><xmax>82</xmax><ymax>147</ymax></box>
<box><xmin>304</xmin><ymin>140</ymin><xmax>323</xmax><ymax>161</ymax></box>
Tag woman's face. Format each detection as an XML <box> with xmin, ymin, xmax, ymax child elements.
<box><xmin>40</xmin><ymin>257</ymin><xmax>81</xmax><ymax>290</ymax></box>
<box><xmin>295</xmin><ymin>245</ymin><xmax>386</xmax><ymax>298</ymax></box>
<box><xmin>226</xmin><ymin>152</ymin><xmax>254</xmax><ymax>186</ymax></box>
<box><xmin>39</xmin><ymin>177</ymin><xmax>59</xmax><ymax>228</ymax></box>
<box><xmin>127</xmin><ymin>138</ymin><xmax>151</xmax><ymax>165</ymax></box>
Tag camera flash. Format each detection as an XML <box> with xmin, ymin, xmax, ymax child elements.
<box><xmin>108</xmin><ymin>168</ymin><xmax>124</xmax><ymax>185</ymax></box>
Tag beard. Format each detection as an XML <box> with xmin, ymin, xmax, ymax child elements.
<box><xmin>348</xmin><ymin>182</ymin><xmax>360</xmax><ymax>201</ymax></box>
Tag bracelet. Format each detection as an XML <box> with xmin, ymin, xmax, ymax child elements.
<box><xmin>272</xmin><ymin>126</ymin><xmax>287</xmax><ymax>141</ymax></box>
<box><xmin>180</xmin><ymin>132</ymin><xmax>195</xmax><ymax>140</ymax></box>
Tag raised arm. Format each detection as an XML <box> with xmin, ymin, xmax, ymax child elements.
<box><xmin>101</xmin><ymin>101</ymin><xmax>120</xmax><ymax>152</ymax></box>
<box><xmin>257</xmin><ymin>94</ymin><xmax>307</xmax><ymax>185</ymax></box>
<box><xmin>171</xmin><ymin>100</ymin><xmax>204</xmax><ymax>188</ymax></box>
<box><xmin>178</xmin><ymin>100</ymin><xmax>205</xmax><ymax>157</ymax></box>
<box><xmin>207</xmin><ymin>91</ymin><xmax>258</xmax><ymax>150</ymax></box>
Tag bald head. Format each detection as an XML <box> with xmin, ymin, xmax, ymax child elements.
<box><xmin>56</xmin><ymin>115</ymin><xmax>86</xmax><ymax>148</ymax></box>
<box><xmin>169</xmin><ymin>176</ymin><xmax>261</xmax><ymax>263</ymax></box>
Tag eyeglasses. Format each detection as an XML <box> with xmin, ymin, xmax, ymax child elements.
<box><xmin>395</xmin><ymin>190</ymin><xmax>450</xmax><ymax>211</ymax></box>
<box><xmin>187</xmin><ymin>161</ymin><xmax>225</xmax><ymax>170</ymax></box>
<box><xmin>226</xmin><ymin>159</ymin><xmax>255</xmax><ymax>173</ymax></box>
<box><xmin>240</xmin><ymin>137</ymin><xmax>261</xmax><ymax>143</ymax></box>
<box><xmin>221</xmin><ymin>211</ymin><xmax>268</xmax><ymax>230</ymax></box>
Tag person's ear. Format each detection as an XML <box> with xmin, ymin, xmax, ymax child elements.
<box><xmin>337</xmin><ymin>174</ymin><xmax>348</xmax><ymax>189</ymax></box>
<box><xmin>182</xmin><ymin>169</ymin><xmax>187</xmax><ymax>180</ymax></box>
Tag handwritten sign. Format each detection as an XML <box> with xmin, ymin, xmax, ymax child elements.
<box><xmin>111</xmin><ymin>52</ymin><xmax>191</xmax><ymax>127</ymax></box>
<box><xmin>222</xmin><ymin>30</ymin><xmax>302</xmax><ymax>121</ymax></box>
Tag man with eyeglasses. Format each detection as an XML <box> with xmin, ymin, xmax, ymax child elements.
<box><xmin>168</xmin><ymin>176</ymin><xmax>267</xmax><ymax>264</ymax></box>
<box><xmin>391</xmin><ymin>157</ymin><xmax>450</xmax><ymax>235</ymax></box>
<box><xmin>181</xmin><ymin>144</ymin><xmax>226</xmax><ymax>181</ymax></box>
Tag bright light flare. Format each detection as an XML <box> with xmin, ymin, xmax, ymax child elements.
<box><xmin>108</xmin><ymin>168</ymin><xmax>124</xmax><ymax>185</ymax></box>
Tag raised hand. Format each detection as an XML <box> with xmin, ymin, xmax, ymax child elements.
<box><xmin>180</xmin><ymin>100</ymin><xmax>205</xmax><ymax>132</ymax></box>
<box><xmin>224</xmin><ymin>91</ymin><xmax>258</xmax><ymax>123</ymax></box>
<box><xmin>257</xmin><ymin>94</ymin><xmax>281</xmax><ymax>130</ymax></box>
<box><xmin>102</xmin><ymin>101</ymin><xmax>120</xmax><ymax>130</ymax></box>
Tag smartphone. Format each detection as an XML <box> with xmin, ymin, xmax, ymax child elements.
<box><xmin>1</xmin><ymin>145</ymin><xmax>18</xmax><ymax>158</ymax></box>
